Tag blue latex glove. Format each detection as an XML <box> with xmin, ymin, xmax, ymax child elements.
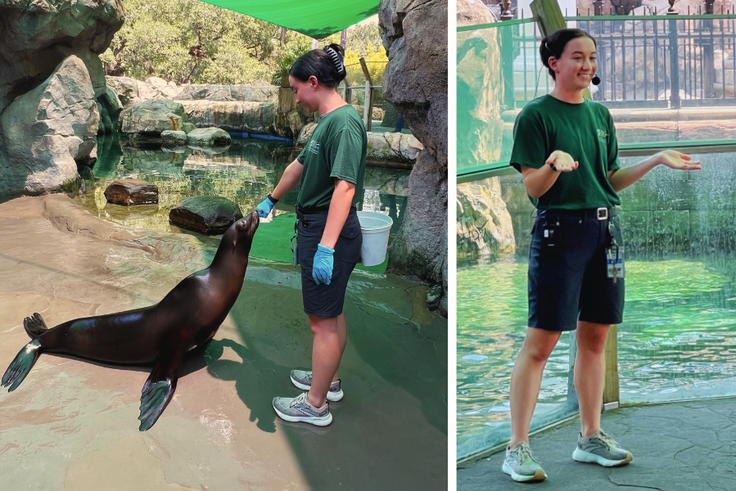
<box><xmin>312</xmin><ymin>244</ymin><xmax>335</xmax><ymax>285</ymax></box>
<box><xmin>256</xmin><ymin>196</ymin><xmax>276</xmax><ymax>218</ymax></box>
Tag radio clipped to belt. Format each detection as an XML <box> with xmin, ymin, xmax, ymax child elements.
<box><xmin>605</xmin><ymin>220</ymin><xmax>625</xmax><ymax>283</ymax></box>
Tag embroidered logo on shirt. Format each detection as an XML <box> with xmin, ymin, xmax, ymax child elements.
<box><xmin>308</xmin><ymin>139</ymin><xmax>320</xmax><ymax>154</ymax></box>
<box><xmin>597</xmin><ymin>129</ymin><xmax>608</xmax><ymax>141</ymax></box>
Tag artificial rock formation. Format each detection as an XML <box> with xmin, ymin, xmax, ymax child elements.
<box><xmin>169</xmin><ymin>196</ymin><xmax>243</xmax><ymax>235</ymax></box>
<box><xmin>457</xmin><ymin>0</ymin><xmax>504</xmax><ymax>170</ymax></box>
<box><xmin>104</xmin><ymin>179</ymin><xmax>159</xmax><ymax>206</ymax></box>
<box><xmin>186</xmin><ymin>128</ymin><xmax>232</xmax><ymax>148</ymax></box>
<box><xmin>0</xmin><ymin>56</ymin><xmax>99</xmax><ymax>196</ymax></box>
<box><xmin>457</xmin><ymin>178</ymin><xmax>515</xmax><ymax>260</ymax></box>
<box><xmin>0</xmin><ymin>0</ymin><xmax>124</xmax><ymax>128</ymax></box>
<box><xmin>379</xmin><ymin>0</ymin><xmax>448</xmax><ymax>313</ymax></box>
<box><xmin>0</xmin><ymin>0</ymin><xmax>124</xmax><ymax>198</ymax></box>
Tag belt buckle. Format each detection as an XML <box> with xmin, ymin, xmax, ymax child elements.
<box><xmin>596</xmin><ymin>207</ymin><xmax>608</xmax><ymax>221</ymax></box>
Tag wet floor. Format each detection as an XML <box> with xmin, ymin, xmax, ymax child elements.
<box><xmin>0</xmin><ymin>195</ymin><xmax>447</xmax><ymax>491</ymax></box>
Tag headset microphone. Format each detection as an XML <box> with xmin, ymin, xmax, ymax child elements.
<box><xmin>592</xmin><ymin>75</ymin><xmax>601</xmax><ymax>85</ymax></box>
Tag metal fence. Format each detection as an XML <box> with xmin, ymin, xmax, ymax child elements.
<box><xmin>501</xmin><ymin>15</ymin><xmax>736</xmax><ymax>109</ymax></box>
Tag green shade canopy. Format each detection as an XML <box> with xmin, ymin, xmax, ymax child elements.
<box><xmin>197</xmin><ymin>0</ymin><xmax>380</xmax><ymax>38</ymax></box>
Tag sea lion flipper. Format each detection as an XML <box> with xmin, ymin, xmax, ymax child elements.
<box><xmin>138</xmin><ymin>380</ymin><xmax>176</xmax><ymax>431</ymax></box>
<box><xmin>137</xmin><ymin>353</ymin><xmax>183</xmax><ymax>431</ymax></box>
<box><xmin>23</xmin><ymin>313</ymin><xmax>48</xmax><ymax>338</ymax></box>
<box><xmin>2</xmin><ymin>339</ymin><xmax>42</xmax><ymax>392</ymax></box>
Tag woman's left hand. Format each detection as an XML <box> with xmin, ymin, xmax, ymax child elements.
<box><xmin>657</xmin><ymin>150</ymin><xmax>702</xmax><ymax>171</ymax></box>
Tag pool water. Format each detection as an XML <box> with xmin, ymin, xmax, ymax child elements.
<box><xmin>457</xmin><ymin>255</ymin><xmax>736</xmax><ymax>438</ymax></box>
<box><xmin>457</xmin><ymin>152</ymin><xmax>736</xmax><ymax>458</ymax></box>
<box><xmin>74</xmin><ymin>134</ymin><xmax>409</xmax><ymax>237</ymax></box>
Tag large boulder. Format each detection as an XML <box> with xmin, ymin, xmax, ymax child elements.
<box><xmin>380</xmin><ymin>0</ymin><xmax>448</xmax><ymax>312</ymax></box>
<box><xmin>169</xmin><ymin>196</ymin><xmax>243</xmax><ymax>235</ymax></box>
<box><xmin>104</xmin><ymin>179</ymin><xmax>159</xmax><ymax>206</ymax></box>
<box><xmin>366</xmin><ymin>132</ymin><xmax>423</xmax><ymax>163</ymax></box>
<box><xmin>186</xmin><ymin>128</ymin><xmax>232</xmax><ymax>148</ymax></box>
<box><xmin>161</xmin><ymin>130</ymin><xmax>188</xmax><ymax>147</ymax></box>
<box><xmin>118</xmin><ymin>100</ymin><xmax>189</xmax><ymax>135</ymax></box>
<box><xmin>0</xmin><ymin>56</ymin><xmax>99</xmax><ymax>196</ymax></box>
<box><xmin>0</xmin><ymin>0</ymin><xmax>124</xmax><ymax>127</ymax></box>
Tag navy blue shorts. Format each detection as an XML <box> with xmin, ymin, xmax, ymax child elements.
<box><xmin>528</xmin><ymin>209</ymin><xmax>625</xmax><ymax>331</ymax></box>
<box><xmin>297</xmin><ymin>209</ymin><xmax>362</xmax><ymax>318</ymax></box>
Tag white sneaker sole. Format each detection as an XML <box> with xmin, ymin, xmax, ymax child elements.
<box><xmin>502</xmin><ymin>461</ymin><xmax>547</xmax><ymax>482</ymax></box>
<box><xmin>290</xmin><ymin>376</ymin><xmax>344</xmax><ymax>402</ymax></box>
<box><xmin>572</xmin><ymin>447</ymin><xmax>633</xmax><ymax>467</ymax></box>
<box><xmin>273</xmin><ymin>406</ymin><xmax>333</xmax><ymax>427</ymax></box>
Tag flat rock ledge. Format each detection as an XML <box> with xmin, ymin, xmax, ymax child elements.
<box><xmin>169</xmin><ymin>196</ymin><xmax>242</xmax><ymax>235</ymax></box>
<box><xmin>104</xmin><ymin>179</ymin><xmax>159</xmax><ymax>206</ymax></box>
<box><xmin>186</xmin><ymin>128</ymin><xmax>232</xmax><ymax>147</ymax></box>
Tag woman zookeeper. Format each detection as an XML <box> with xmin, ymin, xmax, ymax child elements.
<box><xmin>502</xmin><ymin>28</ymin><xmax>701</xmax><ymax>483</ymax></box>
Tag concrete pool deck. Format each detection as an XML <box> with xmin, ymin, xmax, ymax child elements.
<box><xmin>458</xmin><ymin>397</ymin><xmax>736</xmax><ymax>490</ymax></box>
<box><xmin>0</xmin><ymin>194</ymin><xmax>447</xmax><ymax>491</ymax></box>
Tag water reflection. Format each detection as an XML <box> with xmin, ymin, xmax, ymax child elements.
<box><xmin>76</xmin><ymin>134</ymin><xmax>409</xmax><ymax>236</ymax></box>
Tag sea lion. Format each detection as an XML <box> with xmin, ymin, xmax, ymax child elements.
<box><xmin>2</xmin><ymin>211</ymin><xmax>259</xmax><ymax>431</ymax></box>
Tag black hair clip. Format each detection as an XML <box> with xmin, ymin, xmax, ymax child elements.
<box><xmin>325</xmin><ymin>46</ymin><xmax>346</xmax><ymax>75</ymax></box>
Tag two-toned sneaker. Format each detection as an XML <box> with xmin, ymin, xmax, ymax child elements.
<box><xmin>272</xmin><ymin>392</ymin><xmax>332</xmax><ymax>426</ymax></box>
<box><xmin>572</xmin><ymin>429</ymin><xmax>633</xmax><ymax>467</ymax></box>
<box><xmin>290</xmin><ymin>369</ymin><xmax>344</xmax><ymax>402</ymax></box>
<box><xmin>502</xmin><ymin>442</ymin><xmax>547</xmax><ymax>482</ymax></box>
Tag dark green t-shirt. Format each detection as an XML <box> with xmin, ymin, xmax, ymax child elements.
<box><xmin>296</xmin><ymin>105</ymin><xmax>367</xmax><ymax>209</ymax></box>
<box><xmin>510</xmin><ymin>95</ymin><xmax>621</xmax><ymax>210</ymax></box>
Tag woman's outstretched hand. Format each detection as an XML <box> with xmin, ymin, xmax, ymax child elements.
<box><xmin>546</xmin><ymin>150</ymin><xmax>579</xmax><ymax>172</ymax></box>
<box><xmin>656</xmin><ymin>150</ymin><xmax>702</xmax><ymax>171</ymax></box>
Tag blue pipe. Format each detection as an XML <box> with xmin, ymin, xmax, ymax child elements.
<box><xmin>229</xmin><ymin>131</ymin><xmax>294</xmax><ymax>145</ymax></box>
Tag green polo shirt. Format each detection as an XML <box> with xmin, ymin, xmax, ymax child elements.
<box><xmin>510</xmin><ymin>95</ymin><xmax>622</xmax><ymax>210</ymax></box>
<box><xmin>296</xmin><ymin>105</ymin><xmax>367</xmax><ymax>209</ymax></box>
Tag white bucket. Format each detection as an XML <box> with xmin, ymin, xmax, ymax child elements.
<box><xmin>356</xmin><ymin>211</ymin><xmax>393</xmax><ymax>267</ymax></box>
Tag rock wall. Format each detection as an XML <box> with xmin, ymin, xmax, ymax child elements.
<box><xmin>105</xmin><ymin>77</ymin><xmax>281</xmax><ymax>109</ymax></box>
<box><xmin>379</xmin><ymin>0</ymin><xmax>448</xmax><ymax>312</ymax></box>
<box><xmin>0</xmin><ymin>0</ymin><xmax>124</xmax><ymax>127</ymax></box>
<box><xmin>0</xmin><ymin>0</ymin><xmax>124</xmax><ymax>198</ymax></box>
<box><xmin>0</xmin><ymin>56</ymin><xmax>99</xmax><ymax>197</ymax></box>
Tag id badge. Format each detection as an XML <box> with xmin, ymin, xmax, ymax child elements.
<box><xmin>606</xmin><ymin>245</ymin><xmax>625</xmax><ymax>282</ymax></box>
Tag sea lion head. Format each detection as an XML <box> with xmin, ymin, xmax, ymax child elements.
<box><xmin>230</xmin><ymin>211</ymin><xmax>259</xmax><ymax>251</ymax></box>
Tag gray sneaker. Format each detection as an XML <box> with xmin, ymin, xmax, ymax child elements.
<box><xmin>502</xmin><ymin>442</ymin><xmax>547</xmax><ymax>482</ymax></box>
<box><xmin>573</xmin><ymin>429</ymin><xmax>633</xmax><ymax>467</ymax></box>
<box><xmin>272</xmin><ymin>392</ymin><xmax>333</xmax><ymax>426</ymax></box>
<box><xmin>290</xmin><ymin>369</ymin><xmax>344</xmax><ymax>402</ymax></box>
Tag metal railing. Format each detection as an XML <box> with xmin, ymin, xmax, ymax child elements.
<box><xmin>500</xmin><ymin>15</ymin><xmax>736</xmax><ymax>110</ymax></box>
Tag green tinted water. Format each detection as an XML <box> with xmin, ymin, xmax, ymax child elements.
<box><xmin>457</xmin><ymin>254</ymin><xmax>736</xmax><ymax>444</ymax></box>
<box><xmin>457</xmin><ymin>152</ymin><xmax>736</xmax><ymax>456</ymax></box>
<box><xmin>73</xmin><ymin>135</ymin><xmax>408</xmax><ymax>236</ymax></box>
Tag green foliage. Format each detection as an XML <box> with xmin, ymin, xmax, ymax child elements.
<box><xmin>101</xmin><ymin>0</ymin><xmax>280</xmax><ymax>84</ymax></box>
<box><xmin>101</xmin><ymin>1</ymin><xmax>387</xmax><ymax>87</ymax></box>
<box><xmin>270</xmin><ymin>33</ymin><xmax>312</xmax><ymax>85</ymax></box>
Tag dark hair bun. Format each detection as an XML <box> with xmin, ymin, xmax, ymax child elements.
<box><xmin>324</xmin><ymin>44</ymin><xmax>346</xmax><ymax>77</ymax></box>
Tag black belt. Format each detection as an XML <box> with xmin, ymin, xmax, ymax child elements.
<box><xmin>296</xmin><ymin>206</ymin><xmax>356</xmax><ymax>226</ymax></box>
<box><xmin>539</xmin><ymin>206</ymin><xmax>619</xmax><ymax>221</ymax></box>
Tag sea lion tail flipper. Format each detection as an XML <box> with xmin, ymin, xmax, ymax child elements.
<box><xmin>2</xmin><ymin>339</ymin><xmax>42</xmax><ymax>392</ymax></box>
<box><xmin>138</xmin><ymin>354</ymin><xmax>183</xmax><ymax>431</ymax></box>
<box><xmin>23</xmin><ymin>313</ymin><xmax>49</xmax><ymax>338</ymax></box>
